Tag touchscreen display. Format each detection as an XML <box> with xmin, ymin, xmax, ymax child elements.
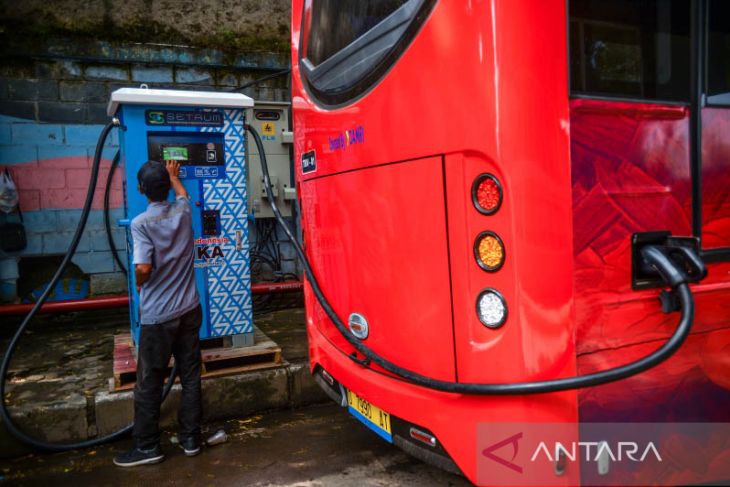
<box><xmin>147</xmin><ymin>132</ymin><xmax>224</xmax><ymax>168</ymax></box>
<box><xmin>162</xmin><ymin>146</ymin><xmax>189</xmax><ymax>161</ymax></box>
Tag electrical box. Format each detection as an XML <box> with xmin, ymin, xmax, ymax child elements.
<box><xmin>245</xmin><ymin>101</ymin><xmax>296</xmax><ymax>218</ymax></box>
<box><xmin>108</xmin><ymin>88</ymin><xmax>255</xmax><ymax>346</ymax></box>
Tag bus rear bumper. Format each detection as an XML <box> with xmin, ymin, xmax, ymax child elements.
<box><xmin>306</xmin><ymin>326</ymin><xmax>581</xmax><ymax>485</ymax></box>
<box><xmin>311</xmin><ymin>362</ymin><xmax>463</xmax><ymax>476</ymax></box>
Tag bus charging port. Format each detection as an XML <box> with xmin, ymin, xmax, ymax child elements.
<box><xmin>632</xmin><ymin>232</ymin><xmax>706</xmax><ymax>290</ymax></box>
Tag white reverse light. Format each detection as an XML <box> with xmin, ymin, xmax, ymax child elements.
<box><xmin>476</xmin><ymin>289</ymin><xmax>507</xmax><ymax>329</ymax></box>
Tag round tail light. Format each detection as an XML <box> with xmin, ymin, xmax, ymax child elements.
<box><xmin>472</xmin><ymin>174</ymin><xmax>503</xmax><ymax>215</ymax></box>
<box><xmin>474</xmin><ymin>231</ymin><xmax>505</xmax><ymax>272</ymax></box>
<box><xmin>476</xmin><ymin>289</ymin><xmax>507</xmax><ymax>329</ymax></box>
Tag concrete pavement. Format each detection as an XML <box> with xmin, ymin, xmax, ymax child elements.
<box><xmin>1</xmin><ymin>305</ymin><xmax>325</xmax><ymax>457</ymax></box>
<box><xmin>0</xmin><ymin>403</ymin><xmax>471</xmax><ymax>486</ymax></box>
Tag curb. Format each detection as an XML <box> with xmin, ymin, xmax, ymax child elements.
<box><xmin>0</xmin><ymin>360</ymin><xmax>328</xmax><ymax>458</ymax></box>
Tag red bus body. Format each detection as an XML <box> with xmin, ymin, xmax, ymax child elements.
<box><xmin>290</xmin><ymin>1</ymin><xmax>730</xmax><ymax>484</ymax></box>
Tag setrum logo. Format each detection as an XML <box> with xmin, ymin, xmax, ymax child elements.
<box><xmin>147</xmin><ymin>111</ymin><xmax>165</xmax><ymax>124</ymax></box>
<box><xmin>482</xmin><ymin>432</ymin><xmax>524</xmax><ymax>474</ymax></box>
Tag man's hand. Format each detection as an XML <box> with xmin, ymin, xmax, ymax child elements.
<box><xmin>165</xmin><ymin>160</ymin><xmax>188</xmax><ymax>198</ymax></box>
<box><xmin>166</xmin><ymin>160</ymin><xmax>181</xmax><ymax>180</ymax></box>
<box><xmin>135</xmin><ymin>263</ymin><xmax>153</xmax><ymax>291</ymax></box>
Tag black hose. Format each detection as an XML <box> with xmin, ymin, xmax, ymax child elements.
<box><xmin>104</xmin><ymin>149</ymin><xmax>127</xmax><ymax>275</ymax></box>
<box><xmin>0</xmin><ymin>120</ymin><xmax>177</xmax><ymax>451</ymax></box>
<box><xmin>232</xmin><ymin>69</ymin><xmax>291</xmax><ymax>93</ymax></box>
<box><xmin>247</xmin><ymin>124</ymin><xmax>697</xmax><ymax>395</ymax></box>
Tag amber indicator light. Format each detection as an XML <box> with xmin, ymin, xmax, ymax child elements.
<box><xmin>473</xmin><ymin>231</ymin><xmax>505</xmax><ymax>272</ymax></box>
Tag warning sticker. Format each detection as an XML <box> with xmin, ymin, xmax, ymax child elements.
<box><xmin>261</xmin><ymin>122</ymin><xmax>276</xmax><ymax>136</ymax></box>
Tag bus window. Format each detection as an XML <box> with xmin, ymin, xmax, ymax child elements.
<box><xmin>569</xmin><ymin>0</ymin><xmax>690</xmax><ymax>102</ymax></box>
<box><xmin>306</xmin><ymin>0</ymin><xmax>407</xmax><ymax>66</ymax></box>
<box><xmin>300</xmin><ymin>0</ymin><xmax>436</xmax><ymax>107</ymax></box>
<box><xmin>707</xmin><ymin>0</ymin><xmax>730</xmax><ymax>106</ymax></box>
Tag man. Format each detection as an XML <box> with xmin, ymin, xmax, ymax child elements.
<box><xmin>114</xmin><ymin>160</ymin><xmax>202</xmax><ymax>467</ymax></box>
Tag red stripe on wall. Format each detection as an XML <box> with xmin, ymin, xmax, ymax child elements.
<box><xmin>2</xmin><ymin>156</ymin><xmax>122</xmax><ymax>211</ymax></box>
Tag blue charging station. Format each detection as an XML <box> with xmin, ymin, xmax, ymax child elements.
<box><xmin>107</xmin><ymin>88</ymin><xmax>255</xmax><ymax>346</ymax></box>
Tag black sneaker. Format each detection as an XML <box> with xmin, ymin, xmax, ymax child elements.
<box><xmin>179</xmin><ymin>437</ymin><xmax>201</xmax><ymax>457</ymax></box>
<box><xmin>113</xmin><ymin>446</ymin><xmax>164</xmax><ymax>467</ymax></box>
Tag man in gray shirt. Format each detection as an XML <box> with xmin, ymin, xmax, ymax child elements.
<box><xmin>114</xmin><ymin>160</ymin><xmax>202</xmax><ymax>467</ymax></box>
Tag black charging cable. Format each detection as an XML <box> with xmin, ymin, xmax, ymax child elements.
<box><xmin>232</xmin><ymin>69</ymin><xmax>291</xmax><ymax>93</ymax></box>
<box><xmin>247</xmin><ymin>123</ymin><xmax>705</xmax><ymax>395</ymax></box>
<box><xmin>104</xmin><ymin>149</ymin><xmax>127</xmax><ymax>275</ymax></box>
<box><xmin>0</xmin><ymin>119</ymin><xmax>177</xmax><ymax>451</ymax></box>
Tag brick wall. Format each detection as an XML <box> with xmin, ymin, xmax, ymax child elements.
<box><xmin>0</xmin><ymin>115</ymin><xmax>125</xmax><ymax>297</ymax></box>
<box><xmin>0</xmin><ymin>39</ymin><xmax>295</xmax><ymax>303</ymax></box>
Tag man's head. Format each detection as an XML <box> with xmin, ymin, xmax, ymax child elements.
<box><xmin>137</xmin><ymin>160</ymin><xmax>171</xmax><ymax>202</ymax></box>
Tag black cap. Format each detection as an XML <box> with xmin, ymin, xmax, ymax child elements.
<box><xmin>137</xmin><ymin>160</ymin><xmax>171</xmax><ymax>202</ymax></box>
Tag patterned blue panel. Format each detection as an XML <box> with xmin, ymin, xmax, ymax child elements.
<box><xmin>201</xmin><ymin>109</ymin><xmax>253</xmax><ymax>336</ymax></box>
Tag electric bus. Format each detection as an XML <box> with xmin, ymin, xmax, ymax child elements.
<box><xmin>288</xmin><ymin>0</ymin><xmax>730</xmax><ymax>484</ymax></box>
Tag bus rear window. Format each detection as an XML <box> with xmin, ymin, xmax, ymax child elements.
<box><xmin>300</xmin><ymin>0</ymin><xmax>436</xmax><ymax>107</ymax></box>
<box><xmin>569</xmin><ymin>0</ymin><xmax>691</xmax><ymax>102</ymax></box>
<box><xmin>307</xmin><ymin>1</ymin><xmax>408</xmax><ymax>67</ymax></box>
<box><xmin>707</xmin><ymin>0</ymin><xmax>730</xmax><ymax>105</ymax></box>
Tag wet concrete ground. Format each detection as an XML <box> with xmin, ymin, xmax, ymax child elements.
<box><xmin>1</xmin><ymin>299</ymin><xmax>307</xmax><ymax>423</ymax></box>
<box><xmin>0</xmin><ymin>403</ymin><xmax>471</xmax><ymax>486</ymax></box>
<box><xmin>1</xmin><ymin>298</ymin><xmax>471</xmax><ymax>484</ymax></box>
<box><xmin>2</xmin><ymin>309</ymin><xmax>126</xmax><ymax>408</ymax></box>
<box><xmin>2</xmin><ymin>294</ymin><xmax>305</xmax><ymax>396</ymax></box>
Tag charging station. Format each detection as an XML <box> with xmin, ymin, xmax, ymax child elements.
<box><xmin>107</xmin><ymin>88</ymin><xmax>255</xmax><ymax>346</ymax></box>
<box><xmin>245</xmin><ymin>101</ymin><xmax>296</xmax><ymax>218</ymax></box>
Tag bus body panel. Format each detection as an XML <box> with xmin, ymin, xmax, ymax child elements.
<box><xmin>293</xmin><ymin>0</ymin><xmax>578</xmax><ymax>483</ymax></box>
<box><xmin>578</xmin><ymin>327</ymin><xmax>730</xmax><ymax>422</ymax></box>
<box><xmin>298</xmin><ymin>156</ymin><xmax>457</xmax><ymax>380</ymax></box>
<box><xmin>701</xmin><ymin>108</ymin><xmax>730</xmax><ymax>249</ymax></box>
<box><xmin>293</xmin><ymin>0</ymin><xmax>499</xmax><ymax>179</ymax></box>
<box><xmin>305</xmin><ymin>317</ymin><xmax>581</xmax><ymax>485</ymax></box>
<box><xmin>571</xmin><ymin>99</ymin><xmax>692</xmax><ymax>354</ymax></box>
<box><xmin>570</xmin><ymin>98</ymin><xmax>730</xmax><ymax>427</ymax></box>
<box><xmin>293</xmin><ymin>0</ymin><xmax>577</xmax><ymax>379</ymax></box>
<box><xmin>443</xmin><ymin>152</ymin><xmax>577</xmax><ymax>384</ymax></box>
<box><xmin>292</xmin><ymin>0</ymin><xmax>730</xmax><ymax>484</ymax></box>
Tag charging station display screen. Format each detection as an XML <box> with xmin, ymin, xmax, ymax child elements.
<box><xmin>162</xmin><ymin>146</ymin><xmax>189</xmax><ymax>161</ymax></box>
<box><xmin>147</xmin><ymin>132</ymin><xmax>225</xmax><ymax>179</ymax></box>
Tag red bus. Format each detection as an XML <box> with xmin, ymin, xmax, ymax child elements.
<box><xmin>287</xmin><ymin>0</ymin><xmax>730</xmax><ymax>484</ymax></box>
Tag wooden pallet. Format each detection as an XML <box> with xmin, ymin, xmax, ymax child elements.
<box><xmin>111</xmin><ymin>327</ymin><xmax>282</xmax><ymax>392</ymax></box>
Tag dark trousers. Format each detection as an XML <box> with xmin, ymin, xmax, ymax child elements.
<box><xmin>133</xmin><ymin>305</ymin><xmax>203</xmax><ymax>450</ymax></box>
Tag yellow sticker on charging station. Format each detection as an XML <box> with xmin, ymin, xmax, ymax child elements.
<box><xmin>261</xmin><ymin>122</ymin><xmax>276</xmax><ymax>136</ymax></box>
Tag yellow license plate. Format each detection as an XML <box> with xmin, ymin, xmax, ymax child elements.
<box><xmin>347</xmin><ymin>389</ymin><xmax>392</xmax><ymax>442</ymax></box>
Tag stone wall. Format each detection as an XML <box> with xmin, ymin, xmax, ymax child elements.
<box><xmin>0</xmin><ymin>0</ymin><xmax>291</xmax><ymax>53</ymax></box>
<box><xmin>0</xmin><ymin>2</ymin><xmax>296</xmax><ymax>302</ymax></box>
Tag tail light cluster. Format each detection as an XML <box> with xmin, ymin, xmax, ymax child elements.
<box><xmin>471</xmin><ymin>174</ymin><xmax>507</xmax><ymax>329</ymax></box>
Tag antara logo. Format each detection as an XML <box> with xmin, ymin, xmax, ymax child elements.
<box><xmin>481</xmin><ymin>432</ymin><xmax>662</xmax><ymax>473</ymax></box>
<box><xmin>482</xmin><ymin>433</ymin><xmax>523</xmax><ymax>473</ymax></box>
<box><xmin>530</xmin><ymin>441</ymin><xmax>662</xmax><ymax>463</ymax></box>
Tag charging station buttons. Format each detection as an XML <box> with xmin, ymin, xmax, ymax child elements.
<box><xmin>195</xmin><ymin>167</ymin><xmax>219</xmax><ymax>178</ymax></box>
<box><xmin>202</xmin><ymin>210</ymin><xmax>220</xmax><ymax>237</ymax></box>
